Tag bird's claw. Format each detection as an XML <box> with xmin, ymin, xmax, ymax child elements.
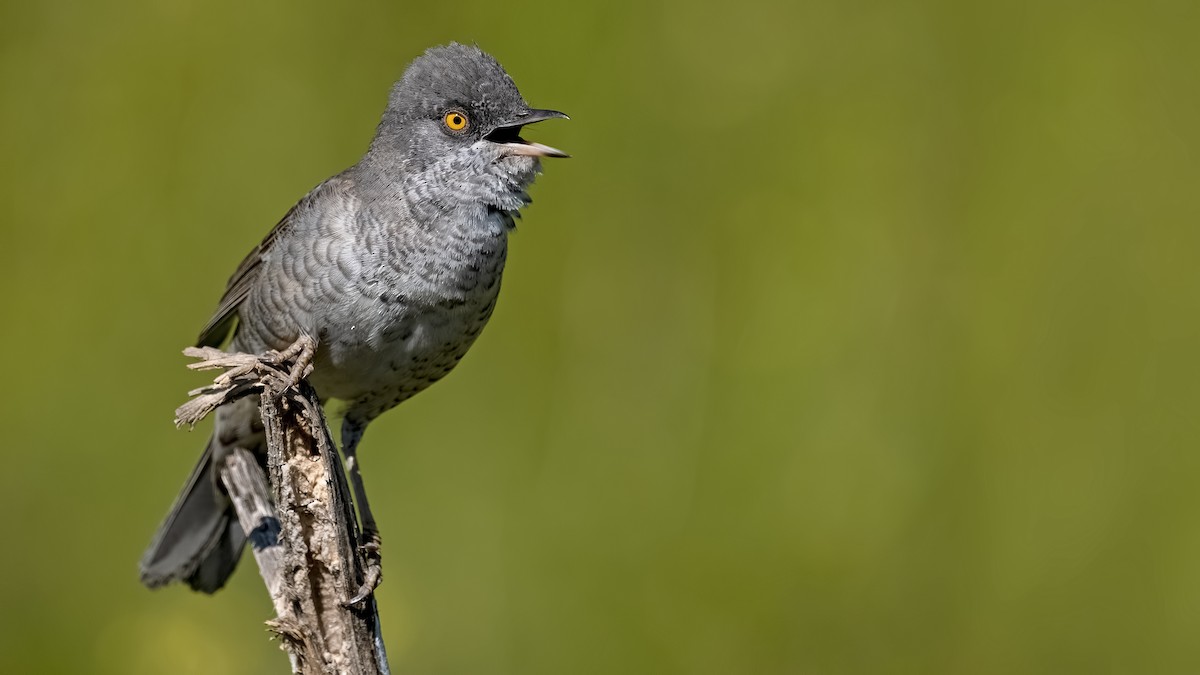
<box><xmin>344</xmin><ymin>529</ymin><xmax>383</xmax><ymax>607</ymax></box>
<box><xmin>262</xmin><ymin>335</ymin><xmax>318</xmax><ymax>395</ymax></box>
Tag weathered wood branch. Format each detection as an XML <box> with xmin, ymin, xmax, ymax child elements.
<box><xmin>176</xmin><ymin>343</ymin><xmax>390</xmax><ymax>675</ymax></box>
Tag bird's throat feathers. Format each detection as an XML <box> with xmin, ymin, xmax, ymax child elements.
<box><xmin>359</xmin><ymin>144</ymin><xmax>541</xmax><ymax>227</ymax></box>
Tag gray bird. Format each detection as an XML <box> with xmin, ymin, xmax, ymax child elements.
<box><xmin>140</xmin><ymin>43</ymin><xmax>568</xmax><ymax>593</ymax></box>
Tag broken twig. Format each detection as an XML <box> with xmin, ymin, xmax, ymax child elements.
<box><xmin>176</xmin><ymin>339</ymin><xmax>390</xmax><ymax>675</ymax></box>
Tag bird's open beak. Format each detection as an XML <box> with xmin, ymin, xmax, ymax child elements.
<box><xmin>487</xmin><ymin>108</ymin><xmax>570</xmax><ymax>158</ymax></box>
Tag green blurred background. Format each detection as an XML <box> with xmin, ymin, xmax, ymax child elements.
<box><xmin>2</xmin><ymin>0</ymin><xmax>1199</xmax><ymax>672</ymax></box>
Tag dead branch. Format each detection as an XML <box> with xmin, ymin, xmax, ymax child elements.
<box><xmin>176</xmin><ymin>342</ymin><xmax>390</xmax><ymax>675</ymax></box>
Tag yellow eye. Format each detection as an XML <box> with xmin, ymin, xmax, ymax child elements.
<box><xmin>443</xmin><ymin>111</ymin><xmax>469</xmax><ymax>131</ymax></box>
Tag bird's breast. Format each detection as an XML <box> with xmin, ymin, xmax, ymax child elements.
<box><xmin>309</xmin><ymin>211</ymin><xmax>510</xmax><ymax>402</ymax></box>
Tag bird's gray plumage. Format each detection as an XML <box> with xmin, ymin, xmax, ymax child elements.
<box><xmin>141</xmin><ymin>43</ymin><xmax>567</xmax><ymax>591</ymax></box>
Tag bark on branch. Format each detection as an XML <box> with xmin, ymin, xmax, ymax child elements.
<box><xmin>176</xmin><ymin>344</ymin><xmax>390</xmax><ymax>675</ymax></box>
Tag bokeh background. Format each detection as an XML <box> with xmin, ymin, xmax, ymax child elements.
<box><xmin>2</xmin><ymin>0</ymin><xmax>1199</xmax><ymax>673</ymax></box>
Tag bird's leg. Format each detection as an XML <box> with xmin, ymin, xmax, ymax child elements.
<box><xmin>263</xmin><ymin>333</ymin><xmax>318</xmax><ymax>390</ymax></box>
<box><xmin>341</xmin><ymin>417</ymin><xmax>382</xmax><ymax>606</ymax></box>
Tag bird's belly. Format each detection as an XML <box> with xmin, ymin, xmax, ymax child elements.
<box><xmin>309</xmin><ymin>298</ymin><xmax>494</xmax><ymax>404</ymax></box>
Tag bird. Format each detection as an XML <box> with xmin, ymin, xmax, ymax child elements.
<box><xmin>139</xmin><ymin>43</ymin><xmax>568</xmax><ymax>594</ymax></box>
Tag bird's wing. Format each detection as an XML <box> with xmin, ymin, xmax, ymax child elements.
<box><xmin>195</xmin><ymin>179</ymin><xmax>334</xmax><ymax>348</ymax></box>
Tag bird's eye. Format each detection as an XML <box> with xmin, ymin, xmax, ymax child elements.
<box><xmin>443</xmin><ymin>111</ymin><xmax>469</xmax><ymax>132</ymax></box>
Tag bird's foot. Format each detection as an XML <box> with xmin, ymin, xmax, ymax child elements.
<box><xmin>345</xmin><ymin>528</ymin><xmax>383</xmax><ymax>607</ymax></box>
<box><xmin>262</xmin><ymin>334</ymin><xmax>317</xmax><ymax>392</ymax></box>
<box><xmin>177</xmin><ymin>335</ymin><xmax>318</xmax><ymax>427</ymax></box>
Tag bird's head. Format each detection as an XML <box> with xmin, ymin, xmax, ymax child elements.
<box><xmin>368</xmin><ymin>43</ymin><xmax>568</xmax><ymax>214</ymax></box>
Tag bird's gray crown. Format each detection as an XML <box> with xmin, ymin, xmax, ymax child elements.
<box><xmin>382</xmin><ymin>43</ymin><xmax>528</xmax><ymax>133</ymax></box>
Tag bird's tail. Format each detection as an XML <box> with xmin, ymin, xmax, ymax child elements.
<box><xmin>139</xmin><ymin>438</ymin><xmax>246</xmax><ymax>593</ymax></box>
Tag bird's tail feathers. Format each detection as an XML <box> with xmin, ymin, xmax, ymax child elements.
<box><xmin>139</xmin><ymin>439</ymin><xmax>246</xmax><ymax>593</ymax></box>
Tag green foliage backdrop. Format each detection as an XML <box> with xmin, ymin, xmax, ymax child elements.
<box><xmin>2</xmin><ymin>0</ymin><xmax>1198</xmax><ymax>673</ymax></box>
